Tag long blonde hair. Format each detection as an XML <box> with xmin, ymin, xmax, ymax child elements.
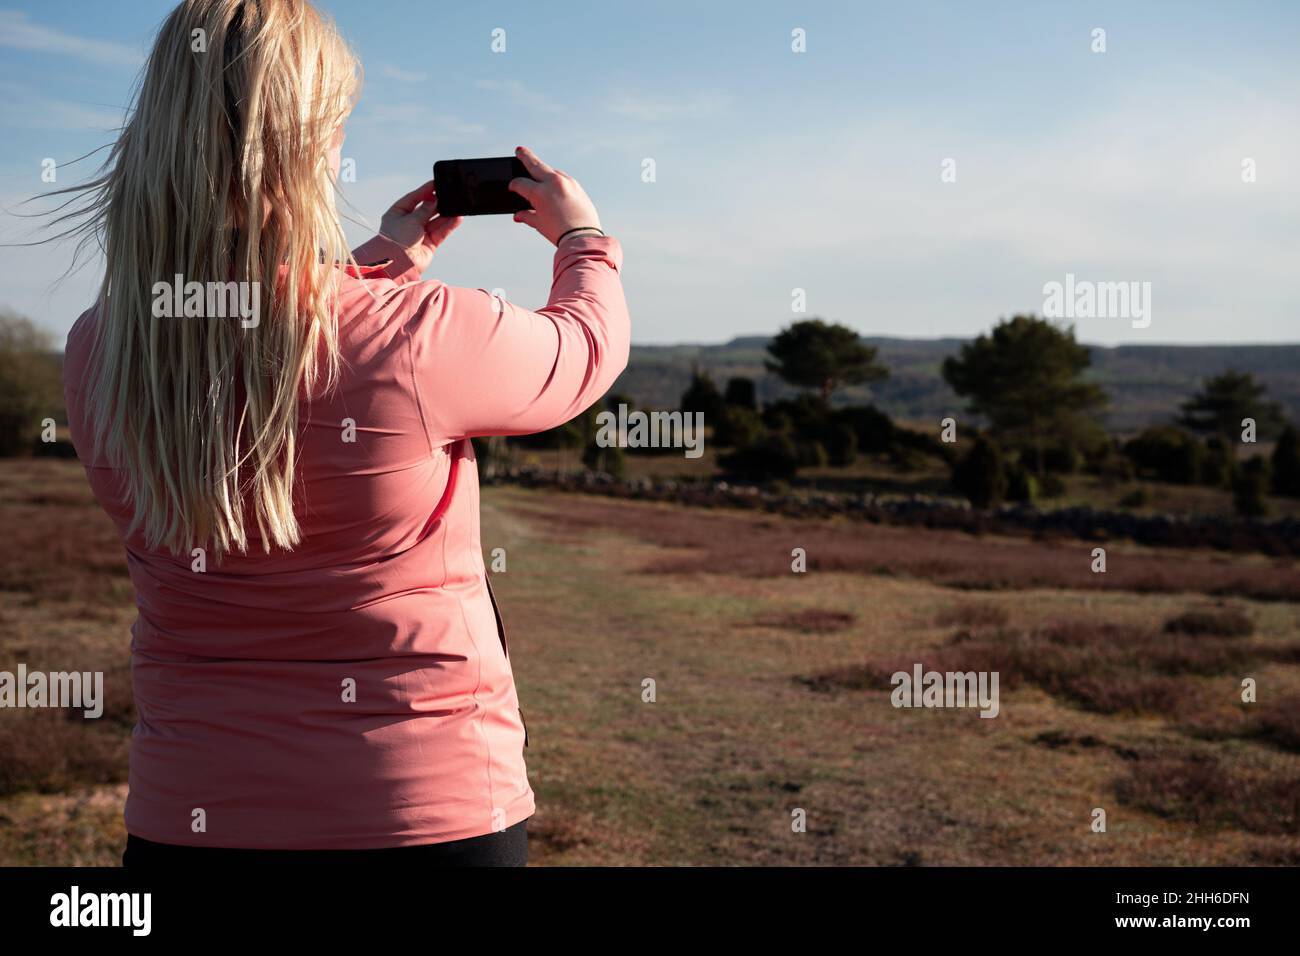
<box><xmin>56</xmin><ymin>0</ymin><xmax>359</xmax><ymax>558</ymax></box>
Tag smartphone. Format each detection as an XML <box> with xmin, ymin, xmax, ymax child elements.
<box><xmin>433</xmin><ymin>157</ymin><xmax>534</xmax><ymax>217</ymax></box>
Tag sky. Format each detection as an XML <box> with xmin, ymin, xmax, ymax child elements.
<box><xmin>0</xmin><ymin>0</ymin><xmax>1297</xmax><ymax>348</ymax></box>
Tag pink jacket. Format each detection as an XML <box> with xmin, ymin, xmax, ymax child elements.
<box><xmin>63</xmin><ymin>233</ymin><xmax>629</xmax><ymax>849</ymax></box>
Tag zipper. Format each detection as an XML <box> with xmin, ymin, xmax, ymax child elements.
<box><xmin>484</xmin><ymin>572</ymin><xmax>508</xmax><ymax>658</ymax></box>
<box><xmin>484</xmin><ymin>573</ymin><xmax>527</xmax><ymax>748</ymax></box>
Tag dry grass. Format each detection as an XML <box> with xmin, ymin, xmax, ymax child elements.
<box><xmin>751</xmin><ymin>608</ymin><xmax>856</xmax><ymax>633</ymax></box>
<box><xmin>509</xmin><ymin>494</ymin><xmax>1300</xmax><ymax>601</ymax></box>
<box><xmin>3</xmin><ymin>461</ymin><xmax>1299</xmax><ymax>865</ymax></box>
<box><xmin>1114</xmin><ymin>756</ymin><xmax>1300</xmax><ymax>835</ymax></box>
<box><xmin>1163</xmin><ymin>606</ymin><xmax>1256</xmax><ymax>638</ymax></box>
<box><xmin>1248</xmin><ymin>695</ymin><xmax>1300</xmax><ymax>753</ymax></box>
<box><xmin>800</xmin><ymin>616</ymin><xmax>1272</xmax><ymax>718</ymax></box>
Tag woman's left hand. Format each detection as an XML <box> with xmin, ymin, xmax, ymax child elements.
<box><xmin>372</xmin><ymin>179</ymin><xmax>462</xmax><ymax>274</ymax></box>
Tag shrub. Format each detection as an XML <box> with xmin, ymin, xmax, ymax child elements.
<box><xmin>1163</xmin><ymin>607</ymin><xmax>1254</xmax><ymax>638</ymax></box>
<box><xmin>1038</xmin><ymin>473</ymin><xmax>1067</xmax><ymax>498</ymax></box>
<box><xmin>1005</xmin><ymin>465</ymin><xmax>1038</xmax><ymax>503</ymax></box>
<box><xmin>718</xmin><ymin>431</ymin><xmax>800</xmax><ymax>482</ymax></box>
<box><xmin>723</xmin><ymin>377</ymin><xmax>757</xmax><ymax>411</ymax></box>
<box><xmin>1272</xmin><ymin>424</ymin><xmax>1300</xmax><ymax>497</ymax></box>
<box><xmin>1202</xmin><ymin>436</ymin><xmax>1235</xmax><ymax>489</ymax></box>
<box><xmin>825</xmin><ymin>423</ymin><xmax>857</xmax><ymax>466</ymax></box>
<box><xmin>796</xmin><ymin>439</ymin><xmax>829</xmax><ymax>469</ymax></box>
<box><xmin>582</xmin><ymin>439</ymin><xmax>626</xmax><ymax>479</ymax></box>
<box><xmin>832</xmin><ymin>404</ymin><xmax>895</xmax><ymax>454</ymax></box>
<box><xmin>1118</xmin><ymin>486</ymin><xmax>1150</xmax><ymax>508</ymax></box>
<box><xmin>0</xmin><ymin>312</ymin><xmax>63</xmax><ymax>457</ymax></box>
<box><xmin>1042</xmin><ymin>442</ymin><xmax>1084</xmax><ymax>474</ymax></box>
<box><xmin>1114</xmin><ymin>756</ymin><xmax>1300</xmax><ymax>834</ymax></box>
<box><xmin>1232</xmin><ymin>456</ymin><xmax>1271</xmax><ymax>517</ymax></box>
<box><xmin>714</xmin><ymin>405</ymin><xmax>766</xmax><ymax>449</ymax></box>
<box><xmin>761</xmin><ymin>394</ymin><xmax>830</xmax><ymax>435</ymax></box>
<box><xmin>1251</xmin><ymin>695</ymin><xmax>1300</xmax><ymax>753</ymax></box>
<box><xmin>1123</xmin><ymin>426</ymin><xmax>1205</xmax><ymax>484</ymax></box>
<box><xmin>951</xmin><ymin>435</ymin><xmax>1006</xmax><ymax>509</ymax></box>
<box><xmin>680</xmin><ymin>369</ymin><xmax>726</xmax><ymax>422</ymax></box>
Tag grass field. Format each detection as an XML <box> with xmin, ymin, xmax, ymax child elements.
<box><xmin>1</xmin><ymin>459</ymin><xmax>1297</xmax><ymax>865</ymax></box>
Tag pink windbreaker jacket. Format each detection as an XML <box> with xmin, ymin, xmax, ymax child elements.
<box><xmin>62</xmin><ymin>233</ymin><xmax>630</xmax><ymax>849</ymax></box>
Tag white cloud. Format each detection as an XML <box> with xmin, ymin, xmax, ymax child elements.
<box><xmin>350</xmin><ymin>103</ymin><xmax>487</xmax><ymax>145</ymax></box>
<box><xmin>377</xmin><ymin>63</ymin><xmax>428</xmax><ymax>83</ymax></box>
<box><xmin>0</xmin><ymin>81</ymin><xmax>127</xmax><ymax>131</ymax></box>
<box><xmin>0</xmin><ymin>10</ymin><xmax>142</xmax><ymax>68</ymax></box>
<box><xmin>474</xmin><ymin>79</ymin><xmax>563</xmax><ymax>114</ymax></box>
<box><xmin>605</xmin><ymin>89</ymin><xmax>732</xmax><ymax>122</ymax></box>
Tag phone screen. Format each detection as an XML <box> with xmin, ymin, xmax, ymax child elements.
<box><xmin>433</xmin><ymin>157</ymin><xmax>533</xmax><ymax>217</ymax></box>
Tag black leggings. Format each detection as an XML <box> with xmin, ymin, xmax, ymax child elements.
<box><xmin>122</xmin><ymin>819</ymin><xmax>528</xmax><ymax>868</ymax></box>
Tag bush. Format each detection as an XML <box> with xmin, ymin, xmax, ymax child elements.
<box><xmin>1118</xmin><ymin>486</ymin><xmax>1151</xmax><ymax>508</ymax></box>
<box><xmin>582</xmin><ymin>439</ymin><xmax>626</xmax><ymax>479</ymax></box>
<box><xmin>1232</xmin><ymin>456</ymin><xmax>1271</xmax><ymax>517</ymax></box>
<box><xmin>723</xmin><ymin>377</ymin><xmax>757</xmax><ymax>411</ymax></box>
<box><xmin>0</xmin><ymin>312</ymin><xmax>63</xmax><ymax>457</ymax></box>
<box><xmin>1039</xmin><ymin>474</ymin><xmax>1067</xmax><ymax>498</ymax></box>
<box><xmin>1272</xmin><ymin>424</ymin><xmax>1300</xmax><ymax>497</ymax></box>
<box><xmin>888</xmin><ymin>443</ymin><xmax>929</xmax><ymax>472</ymax></box>
<box><xmin>951</xmin><ymin>435</ymin><xmax>1006</xmax><ymax>509</ymax></box>
<box><xmin>1202</xmin><ymin>436</ymin><xmax>1236</xmax><ymax>489</ymax></box>
<box><xmin>796</xmin><ymin>439</ymin><xmax>829</xmax><ymax>469</ymax></box>
<box><xmin>718</xmin><ymin>431</ymin><xmax>800</xmax><ymax>482</ymax></box>
<box><xmin>825</xmin><ymin>423</ymin><xmax>857</xmax><ymax>466</ymax></box>
<box><xmin>1123</xmin><ymin>426</ymin><xmax>1205</xmax><ymax>484</ymax></box>
<box><xmin>761</xmin><ymin>394</ymin><xmax>830</xmax><ymax>435</ymax></box>
<box><xmin>1005</xmin><ymin>465</ymin><xmax>1038</xmax><ymax>503</ymax></box>
<box><xmin>1251</xmin><ymin>695</ymin><xmax>1300</xmax><ymax>753</ymax></box>
<box><xmin>515</xmin><ymin>407</ymin><xmax>595</xmax><ymax>449</ymax></box>
<box><xmin>680</xmin><ymin>369</ymin><xmax>726</xmax><ymax>422</ymax></box>
<box><xmin>1042</xmin><ymin>443</ymin><xmax>1084</xmax><ymax>474</ymax></box>
<box><xmin>832</xmin><ymin>404</ymin><xmax>895</xmax><ymax>454</ymax></box>
<box><xmin>714</xmin><ymin>405</ymin><xmax>767</xmax><ymax>449</ymax></box>
<box><xmin>1090</xmin><ymin>441</ymin><xmax>1135</xmax><ymax>482</ymax></box>
<box><xmin>1163</xmin><ymin>607</ymin><xmax>1254</xmax><ymax>638</ymax></box>
<box><xmin>891</xmin><ymin>425</ymin><xmax>949</xmax><ymax>462</ymax></box>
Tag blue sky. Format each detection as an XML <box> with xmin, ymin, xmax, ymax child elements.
<box><xmin>1</xmin><ymin>0</ymin><xmax>1297</xmax><ymax>346</ymax></box>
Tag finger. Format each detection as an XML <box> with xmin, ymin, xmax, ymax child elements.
<box><xmin>425</xmin><ymin>214</ymin><xmax>462</xmax><ymax>246</ymax></box>
<box><xmin>390</xmin><ymin>179</ymin><xmax>436</xmax><ymax>214</ymax></box>
<box><xmin>411</xmin><ymin>199</ymin><xmax>439</xmax><ymax>223</ymax></box>
<box><xmin>512</xmin><ymin>209</ymin><xmax>541</xmax><ymax>230</ymax></box>
<box><xmin>514</xmin><ymin>146</ymin><xmax>553</xmax><ymax>179</ymax></box>
<box><xmin>508</xmin><ymin>177</ymin><xmax>539</xmax><ymax>200</ymax></box>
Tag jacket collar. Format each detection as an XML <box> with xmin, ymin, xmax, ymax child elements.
<box><xmin>339</xmin><ymin>258</ymin><xmax>393</xmax><ymax>279</ymax></box>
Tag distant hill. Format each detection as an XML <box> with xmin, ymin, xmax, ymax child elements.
<box><xmin>613</xmin><ymin>337</ymin><xmax>1300</xmax><ymax>433</ymax></box>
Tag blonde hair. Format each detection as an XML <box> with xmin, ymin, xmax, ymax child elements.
<box><xmin>53</xmin><ymin>0</ymin><xmax>360</xmax><ymax>558</ymax></box>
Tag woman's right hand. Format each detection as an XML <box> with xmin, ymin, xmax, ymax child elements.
<box><xmin>508</xmin><ymin>146</ymin><xmax>603</xmax><ymax>246</ymax></box>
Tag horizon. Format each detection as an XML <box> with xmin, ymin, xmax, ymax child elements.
<box><xmin>36</xmin><ymin>328</ymin><xmax>1300</xmax><ymax>356</ymax></box>
<box><xmin>627</xmin><ymin>331</ymin><xmax>1300</xmax><ymax>351</ymax></box>
<box><xmin>2</xmin><ymin>0</ymin><xmax>1297</xmax><ymax>347</ymax></box>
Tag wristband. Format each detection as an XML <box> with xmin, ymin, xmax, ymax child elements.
<box><xmin>557</xmin><ymin>226</ymin><xmax>605</xmax><ymax>244</ymax></box>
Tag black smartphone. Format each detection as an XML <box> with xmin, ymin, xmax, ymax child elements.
<box><xmin>433</xmin><ymin>157</ymin><xmax>533</xmax><ymax>217</ymax></box>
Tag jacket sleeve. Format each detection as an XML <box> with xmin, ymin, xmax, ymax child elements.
<box><xmin>401</xmin><ymin>234</ymin><xmax>630</xmax><ymax>445</ymax></box>
<box><xmin>350</xmin><ymin>235</ymin><xmax>426</xmax><ymax>286</ymax></box>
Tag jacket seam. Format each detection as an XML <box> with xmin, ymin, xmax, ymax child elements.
<box><xmin>402</xmin><ymin>298</ymin><xmax>436</xmax><ymax>458</ymax></box>
<box><xmin>451</xmin><ymin>581</ymin><xmax>496</xmax><ymax>828</ymax></box>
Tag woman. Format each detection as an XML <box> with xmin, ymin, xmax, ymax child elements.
<box><xmin>59</xmin><ymin>0</ymin><xmax>629</xmax><ymax>866</ymax></box>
